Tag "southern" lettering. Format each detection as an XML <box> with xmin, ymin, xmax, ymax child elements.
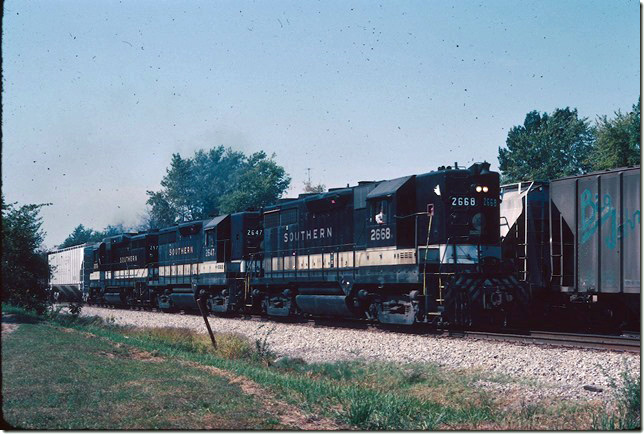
<box><xmin>283</xmin><ymin>227</ymin><xmax>332</xmax><ymax>243</ymax></box>
<box><xmin>169</xmin><ymin>246</ymin><xmax>194</xmax><ymax>256</ymax></box>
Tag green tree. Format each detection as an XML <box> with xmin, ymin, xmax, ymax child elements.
<box><xmin>192</xmin><ymin>147</ymin><xmax>246</xmax><ymax>217</ymax></box>
<box><xmin>588</xmin><ymin>98</ymin><xmax>641</xmax><ymax>171</ymax></box>
<box><xmin>144</xmin><ymin>146</ymin><xmax>290</xmax><ymax>227</ymax></box>
<box><xmin>219</xmin><ymin>152</ymin><xmax>291</xmax><ymax>213</ymax></box>
<box><xmin>143</xmin><ymin>191</ymin><xmax>176</xmax><ymax>229</ymax></box>
<box><xmin>58</xmin><ymin>224</ymin><xmax>97</xmax><ymax>248</ymax></box>
<box><xmin>498</xmin><ymin>107</ymin><xmax>594</xmax><ymax>182</ymax></box>
<box><xmin>58</xmin><ymin>223</ymin><xmax>131</xmax><ymax>248</ymax></box>
<box><xmin>1</xmin><ymin>197</ymin><xmax>51</xmax><ymax>313</ymax></box>
<box><xmin>102</xmin><ymin>224</ymin><xmax>130</xmax><ymax>237</ymax></box>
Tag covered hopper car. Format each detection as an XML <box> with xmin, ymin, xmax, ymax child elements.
<box><xmin>500</xmin><ymin>166</ymin><xmax>641</xmax><ymax>330</ymax></box>
<box><xmin>48</xmin><ymin>243</ymin><xmax>96</xmax><ymax>302</ymax></box>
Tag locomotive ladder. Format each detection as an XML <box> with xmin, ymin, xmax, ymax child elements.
<box><xmin>515</xmin><ymin>188</ymin><xmax>529</xmax><ymax>282</ymax></box>
<box><xmin>421</xmin><ymin>212</ymin><xmax>453</xmax><ymax>318</ymax></box>
<box><xmin>243</xmin><ymin>254</ymin><xmax>258</xmax><ymax>309</ymax></box>
<box><xmin>425</xmin><ymin>235</ymin><xmax>466</xmax><ymax>320</ymax></box>
<box><xmin>513</xmin><ymin>183</ymin><xmax>548</xmax><ymax>286</ymax></box>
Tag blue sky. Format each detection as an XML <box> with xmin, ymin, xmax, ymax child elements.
<box><xmin>2</xmin><ymin>0</ymin><xmax>639</xmax><ymax>248</ymax></box>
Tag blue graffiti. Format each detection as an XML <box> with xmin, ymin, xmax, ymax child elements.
<box><xmin>579</xmin><ymin>189</ymin><xmax>640</xmax><ymax>248</ymax></box>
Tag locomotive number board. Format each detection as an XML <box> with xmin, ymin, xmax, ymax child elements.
<box><xmin>450</xmin><ymin>196</ymin><xmax>498</xmax><ymax>207</ymax></box>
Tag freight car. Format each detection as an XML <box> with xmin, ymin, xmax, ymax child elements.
<box><xmin>500</xmin><ymin>166</ymin><xmax>641</xmax><ymax>331</ymax></box>
<box><xmin>82</xmin><ymin>162</ymin><xmax>526</xmax><ymax>327</ymax></box>
<box><xmin>48</xmin><ymin>243</ymin><xmax>95</xmax><ymax>302</ymax></box>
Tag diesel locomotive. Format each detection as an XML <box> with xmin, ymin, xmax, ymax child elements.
<box><xmin>85</xmin><ymin>162</ymin><xmax>526</xmax><ymax>327</ymax></box>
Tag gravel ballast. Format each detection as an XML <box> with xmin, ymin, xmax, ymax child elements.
<box><xmin>80</xmin><ymin>306</ymin><xmax>639</xmax><ymax>402</ymax></box>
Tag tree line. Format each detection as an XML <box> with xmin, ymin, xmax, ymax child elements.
<box><xmin>40</xmin><ymin>98</ymin><xmax>644</xmax><ymax>250</ymax></box>
<box><xmin>499</xmin><ymin>99</ymin><xmax>640</xmax><ymax>182</ymax></box>
<box><xmin>3</xmin><ymin>99</ymin><xmax>640</xmax><ymax>310</ymax></box>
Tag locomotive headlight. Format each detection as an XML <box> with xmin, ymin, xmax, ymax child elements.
<box><xmin>471</xmin><ymin>212</ymin><xmax>486</xmax><ymax>231</ymax></box>
<box><xmin>482</xmin><ymin>186</ymin><xmax>489</xmax><ymax>193</ymax></box>
<box><xmin>475</xmin><ymin>186</ymin><xmax>482</xmax><ymax>193</ymax></box>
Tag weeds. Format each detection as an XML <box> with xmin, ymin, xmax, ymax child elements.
<box><xmin>273</xmin><ymin>356</ymin><xmax>307</xmax><ymax>370</ymax></box>
<box><xmin>123</xmin><ymin>327</ymin><xmax>257</xmax><ymax>362</ymax></box>
<box><xmin>253</xmin><ymin>325</ymin><xmax>276</xmax><ymax>365</ymax></box>
<box><xmin>4</xmin><ymin>303</ymin><xmax>116</xmax><ymax>330</ymax></box>
<box><xmin>47</xmin><ymin>304</ymin><xmax>65</xmax><ymax>321</ymax></box>
<box><xmin>592</xmin><ymin>368</ymin><xmax>641</xmax><ymax>430</ymax></box>
<box><xmin>67</xmin><ymin>302</ymin><xmax>83</xmax><ymax>317</ymax></box>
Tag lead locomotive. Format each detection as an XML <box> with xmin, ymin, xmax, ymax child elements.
<box><xmin>87</xmin><ymin>162</ymin><xmax>526</xmax><ymax>326</ymax></box>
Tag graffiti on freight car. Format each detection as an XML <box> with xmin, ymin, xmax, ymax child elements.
<box><xmin>618</xmin><ymin>208</ymin><xmax>641</xmax><ymax>242</ymax></box>
<box><xmin>580</xmin><ymin>189</ymin><xmax>641</xmax><ymax>248</ymax></box>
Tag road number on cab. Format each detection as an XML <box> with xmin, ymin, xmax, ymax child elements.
<box><xmin>451</xmin><ymin>196</ymin><xmax>476</xmax><ymax>206</ymax></box>
<box><xmin>370</xmin><ymin>227</ymin><xmax>391</xmax><ymax>241</ymax></box>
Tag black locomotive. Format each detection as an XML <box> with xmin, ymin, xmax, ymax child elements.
<box><xmin>87</xmin><ymin>162</ymin><xmax>527</xmax><ymax>327</ymax></box>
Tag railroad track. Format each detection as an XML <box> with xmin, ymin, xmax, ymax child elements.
<box><xmin>461</xmin><ymin>330</ymin><xmax>641</xmax><ymax>353</ymax></box>
<box><xmin>82</xmin><ymin>304</ymin><xmax>640</xmax><ymax>353</ymax></box>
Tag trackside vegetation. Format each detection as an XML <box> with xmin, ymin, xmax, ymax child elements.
<box><xmin>2</xmin><ymin>305</ymin><xmax>639</xmax><ymax>430</ymax></box>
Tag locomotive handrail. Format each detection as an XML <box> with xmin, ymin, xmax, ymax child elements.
<box><xmin>499</xmin><ymin>215</ymin><xmax>510</xmax><ymax>230</ymax></box>
<box><xmin>395</xmin><ymin>211</ymin><xmax>431</xmax><ymax>219</ymax></box>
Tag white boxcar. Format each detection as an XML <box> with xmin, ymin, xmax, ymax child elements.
<box><xmin>48</xmin><ymin>243</ymin><xmax>92</xmax><ymax>301</ymax></box>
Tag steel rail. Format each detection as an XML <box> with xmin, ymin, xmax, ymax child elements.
<box><xmin>461</xmin><ymin>330</ymin><xmax>640</xmax><ymax>353</ymax></box>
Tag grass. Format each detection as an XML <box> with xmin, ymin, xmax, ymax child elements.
<box><xmin>1</xmin><ymin>310</ymin><xmax>289</xmax><ymax>429</ymax></box>
<box><xmin>2</xmin><ymin>304</ymin><xmax>638</xmax><ymax>430</ymax></box>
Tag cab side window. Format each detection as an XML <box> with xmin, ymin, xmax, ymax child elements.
<box><xmin>371</xmin><ymin>200</ymin><xmax>388</xmax><ymax>224</ymax></box>
<box><xmin>205</xmin><ymin>231</ymin><xmax>215</xmax><ymax>247</ymax></box>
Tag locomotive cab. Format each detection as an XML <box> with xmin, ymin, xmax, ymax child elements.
<box><xmin>199</xmin><ymin>212</ymin><xmax>263</xmax><ymax>314</ymax></box>
<box><xmin>365</xmin><ymin>175</ymin><xmax>415</xmax><ymax>249</ymax></box>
